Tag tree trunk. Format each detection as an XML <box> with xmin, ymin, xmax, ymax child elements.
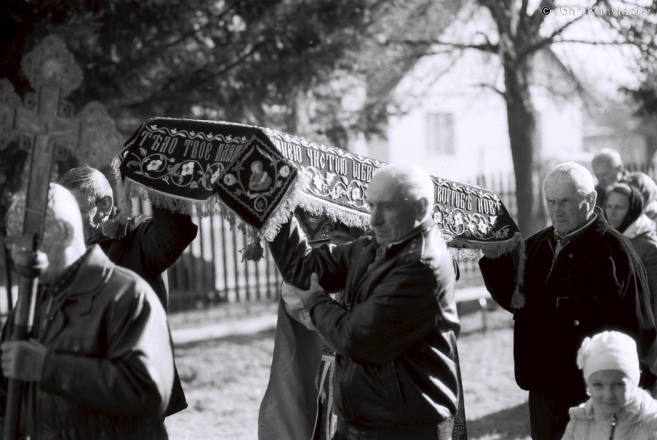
<box><xmin>503</xmin><ymin>59</ymin><xmax>545</xmax><ymax>236</ymax></box>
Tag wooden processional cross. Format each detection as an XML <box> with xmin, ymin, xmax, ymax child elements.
<box><xmin>0</xmin><ymin>35</ymin><xmax>122</xmax><ymax>440</ymax></box>
<box><xmin>0</xmin><ymin>35</ymin><xmax>122</xmax><ymax>305</ymax></box>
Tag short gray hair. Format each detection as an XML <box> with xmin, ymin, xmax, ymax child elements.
<box><xmin>374</xmin><ymin>163</ymin><xmax>434</xmax><ymax>206</ymax></box>
<box><xmin>544</xmin><ymin>162</ymin><xmax>595</xmax><ymax>198</ymax></box>
<box><xmin>58</xmin><ymin>167</ymin><xmax>113</xmax><ymax>204</ymax></box>
<box><xmin>592</xmin><ymin>148</ymin><xmax>623</xmax><ymax>169</ymax></box>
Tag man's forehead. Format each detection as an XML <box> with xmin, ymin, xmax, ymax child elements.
<box><xmin>366</xmin><ymin>177</ymin><xmax>404</xmax><ymax>202</ymax></box>
<box><xmin>545</xmin><ymin>179</ymin><xmax>580</xmax><ymax>199</ymax></box>
<box><xmin>592</xmin><ymin>161</ymin><xmax>615</xmax><ymax>172</ymax></box>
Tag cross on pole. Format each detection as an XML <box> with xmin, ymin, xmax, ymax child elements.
<box><xmin>0</xmin><ymin>35</ymin><xmax>123</xmax><ymax>302</ymax></box>
<box><xmin>0</xmin><ymin>35</ymin><xmax>122</xmax><ymax>440</ymax></box>
<box><xmin>13</xmin><ymin>77</ymin><xmax>83</xmax><ymax>238</ymax></box>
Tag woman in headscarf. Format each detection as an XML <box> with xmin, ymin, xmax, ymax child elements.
<box><xmin>625</xmin><ymin>171</ymin><xmax>657</xmax><ymax>225</ymax></box>
<box><xmin>605</xmin><ymin>183</ymin><xmax>657</xmax><ymax>320</ymax></box>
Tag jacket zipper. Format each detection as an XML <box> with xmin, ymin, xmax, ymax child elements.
<box><xmin>609</xmin><ymin>413</ymin><xmax>616</xmax><ymax>440</ymax></box>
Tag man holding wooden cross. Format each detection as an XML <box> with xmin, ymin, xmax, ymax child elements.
<box><xmin>0</xmin><ymin>183</ymin><xmax>174</xmax><ymax>440</ymax></box>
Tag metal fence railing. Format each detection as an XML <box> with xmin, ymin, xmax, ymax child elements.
<box><xmin>132</xmin><ymin>200</ymin><xmax>282</xmax><ymax>313</ymax></box>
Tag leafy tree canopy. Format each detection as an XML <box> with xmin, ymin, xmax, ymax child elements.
<box><xmin>1</xmin><ymin>0</ymin><xmax>385</xmax><ymax>142</ymax></box>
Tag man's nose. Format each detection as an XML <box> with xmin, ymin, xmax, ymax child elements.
<box><xmin>370</xmin><ymin>208</ymin><xmax>383</xmax><ymax>226</ymax></box>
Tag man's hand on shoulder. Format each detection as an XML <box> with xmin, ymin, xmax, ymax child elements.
<box><xmin>1</xmin><ymin>339</ymin><xmax>47</xmax><ymax>382</ymax></box>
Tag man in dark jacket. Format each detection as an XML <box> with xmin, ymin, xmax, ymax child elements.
<box><xmin>268</xmin><ymin>163</ymin><xmax>459</xmax><ymax>440</ymax></box>
<box><xmin>59</xmin><ymin>166</ymin><xmax>198</xmax><ymax>416</ymax></box>
<box><xmin>1</xmin><ymin>184</ymin><xmax>173</xmax><ymax>440</ymax></box>
<box><xmin>479</xmin><ymin>162</ymin><xmax>657</xmax><ymax>440</ymax></box>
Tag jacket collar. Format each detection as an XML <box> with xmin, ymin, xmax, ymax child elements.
<box><xmin>66</xmin><ymin>245</ymin><xmax>115</xmax><ymax>297</ymax></box>
<box><xmin>549</xmin><ymin>206</ymin><xmax>609</xmax><ymax>252</ymax></box>
<box><xmin>37</xmin><ymin>245</ymin><xmax>114</xmax><ymax>345</ymax></box>
<box><xmin>576</xmin><ymin>388</ymin><xmax>657</xmax><ymax>428</ymax></box>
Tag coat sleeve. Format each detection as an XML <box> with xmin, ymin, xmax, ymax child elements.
<box><xmin>610</xmin><ymin>251</ymin><xmax>657</xmax><ymax>376</ymax></box>
<box><xmin>305</xmin><ymin>262</ymin><xmax>440</xmax><ymax>365</ymax></box>
<box><xmin>642</xmin><ymin>245</ymin><xmax>657</xmax><ymax>323</ymax></box>
<box><xmin>268</xmin><ymin>216</ymin><xmax>356</xmax><ymax>292</ymax></box>
<box><xmin>39</xmin><ymin>281</ymin><xmax>174</xmax><ymax>417</ymax></box>
<box><xmin>478</xmin><ymin>252</ymin><xmax>518</xmax><ymax>312</ymax></box>
<box><xmin>137</xmin><ymin>206</ymin><xmax>199</xmax><ymax>278</ymax></box>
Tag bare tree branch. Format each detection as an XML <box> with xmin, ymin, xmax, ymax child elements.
<box><xmin>550</xmin><ymin>38</ymin><xmax>632</xmax><ymax>45</ymax></box>
<box><xmin>524</xmin><ymin>0</ymin><xmax>557</xmax><ymax>38</ymax></box>
<box><xmin>519</xmin><ymin>0</ymin><xmax>530</xmax><ymax>22</ymax></box>
<box><xmin>518</xmin><ymin>2</ymin><xmax>601</xmax><ymax>60</ymax></box>
<box><xmin>394</xmin><ymin>38</ymin><xmax>498</xmax><ymax>53</ymax></box>
<box><xmin>479</xmin><ymin>0</ymin><xmax>513</xmax><ymax>37</ymax></box>
<box><xmin>473</xmin><ymin>81</ymin><xmax>506</xmax><ymax>99</ymax></box>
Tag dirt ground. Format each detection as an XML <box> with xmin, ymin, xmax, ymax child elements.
<box><xmin>165</xmin><ymin>304</ymin><xmax>530</xmax><ymax>440</ymax></box>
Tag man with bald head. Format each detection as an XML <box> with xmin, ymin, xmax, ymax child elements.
<box><xmin>592</xmin><ymin>148</ymin><xmax>628</xmax><ymax>209</ymax></box>
<box><xmin>268</xmin><ymin>163</ymin><xmax>459</xmax><ymax>439</ymax></box>
<box><xmin>480</xmin><ymin>162</ymin><xmax>657</xmax><ymax>440</ymax></box>
<box><xmin>0</xmin><ymin>184</ymin><xmax>174</xmax><ymax>439</ymax></box>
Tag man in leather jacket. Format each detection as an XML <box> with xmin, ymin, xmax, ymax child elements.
<box><xmin>479</xmin><ymin>162</ymin><xmax>657</xmax><ymax>440</ymax></box>
<box><xmin>58</xmin><ymin>166</ymin><xmax>197</xmax><ymax>416</ymax></box>
<box><xmin>1</xmin><ymin>184</ymin><xmax>173</xmax><ymax>440</ymax></box>
<box><xmin>268</xmin><ymin>163</ymin><xmax>459</xmax><ymax>440</ymax></box>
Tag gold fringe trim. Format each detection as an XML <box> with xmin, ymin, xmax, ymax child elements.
<box><xmin>446</xmin><ymin>232</ymin><xmax>527</xmax><ymax>309</ymax></box>
<box><xmin>114</xmin><ymin>155</ymin><xmax>528</xmax><ymax>309</ymax></box>
<box><xmin>122</xmin><ymin>177</ymin><xmax>223</xmax><ymax>218</ymax></box>
<box><xmin>444</xmin><ymin>232</ymin><xmax>524</xmax><ymax>261</ymax></box>
<box><xmin>257</xmin><ymin>170</ymin><xmax>309</xmax><ymax>241</ymax></box>
<box><xmin>295</xmin><ymin>192</ymin><xmax>371</xmax><ymax>230</ymax></box>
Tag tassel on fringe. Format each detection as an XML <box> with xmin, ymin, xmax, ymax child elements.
<box><xmin>240</xmin><ymin>239</ymin><xmax>264</xmax><ymax>262</ymax></box>
<box><xmin>510</xmin><ymin>234</ymin><xmax>527</xmax><ymax>309</ymax></box>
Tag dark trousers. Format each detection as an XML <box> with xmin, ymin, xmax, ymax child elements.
<box><xmin>332</xmin><ymin>418</ymin><xmax>454</xmax><ymax>440</ymax></box>
<box><xmin>528</xmin><ymin>390</ymin><xmax>587</xmax><ymax>440</ymax></box>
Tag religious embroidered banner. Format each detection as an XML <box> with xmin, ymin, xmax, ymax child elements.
<box><xmin>115</xmin><ymin>118</ymin><xmax>522</xmax><ymax>256</ymax></box>
<box><xmin>213</xmin><ymin>131</ymin><xmax>298</xmax><ymax>230</ymax></box>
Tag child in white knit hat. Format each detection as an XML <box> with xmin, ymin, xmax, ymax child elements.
<box><xmin>562</xmin><ymin>331</ymin><xmax>657</xmax><ymax>440</ymax></box>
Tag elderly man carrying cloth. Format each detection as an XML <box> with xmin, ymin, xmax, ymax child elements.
<box><xmin>58</xmin><ymin>166</ymin><xmax>198</xmax><ymax>416</ymax></box>
<box><xmin>479</xmin><ymin>162</ymin><xmax>657</xmax><ymax>440</ymax></box>
<box><xmin>268</xmin><ymin>163</ymin><xmax>459</xmax><ymax>440</ymax></box>
<box><xmin>0</xmin><ymin>184</ymin><xmax>174</xmax><ymax>440</ymax></box>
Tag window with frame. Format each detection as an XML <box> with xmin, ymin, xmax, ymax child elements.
<box><xmin>426</xmin><ymin>112</ymin><xmax>455</xmax><ymax>155</ymax></box>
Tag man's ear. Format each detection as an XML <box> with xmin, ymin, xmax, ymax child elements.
<box><xmin>97</xmin><ymin>195</ymin><xmax>113</xmax><ymax>216</ymax></box>
<box><xmin>588</xmin><ymin>190</ymin><xmax>597</xmax><ymax>209</ymax></box>
<box><xmin>416</xmin><ymin>197</ymin><xmax>428</xmax><ymax>222</ymax></box>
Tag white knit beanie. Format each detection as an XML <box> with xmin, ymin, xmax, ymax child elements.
<box><xmin>576</xmin><ymin>331</ymin><xmax>641</xmax><ymax>385</ymax></box>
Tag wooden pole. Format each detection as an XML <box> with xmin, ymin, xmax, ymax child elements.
<box><xmin>4</xmin><ymin>234</ymin><xmax>42</xmax><ymax>440</ymax></box>
<box><xmin>3</xmin><ymin>245</ymin><xmax>13</xmax><ymax>312</ymax></box>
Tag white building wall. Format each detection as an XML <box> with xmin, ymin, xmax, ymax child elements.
<box><xmin>364</xmin><ymin>47</ymin><xmax>586</xmax><ymax>183</ymax></box>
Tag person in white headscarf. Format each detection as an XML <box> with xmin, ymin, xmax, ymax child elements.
<box><xmin>562</xmin><ymin>331</ymin><xmax>657</xmax><ymax>440</ymax></box>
